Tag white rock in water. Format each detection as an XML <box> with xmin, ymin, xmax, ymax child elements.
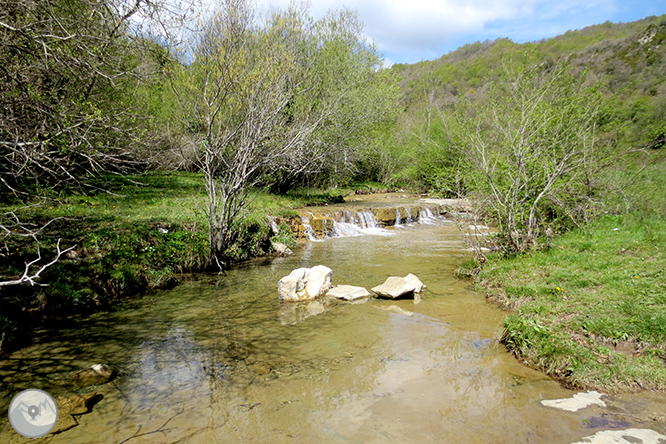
<box><xmin>404</xmin><ymin>273</ymin><xmax>426</xmax><ymax>292</ymax></box>
<box><xmin>73</xmin><ymin>363</ymin><xmax>116</xmax><ymax>387</ymax></box>
<box><xmin>278</xmin><ymin>265</ymin><xmax>332</xmax><ymax>302</ymax></box>
<box><xmin>571</xmin><ymin>428</ymin><xmax>666</xmax><ymax>444</ymax></box>
<box><xmin>541</xmin><ymin>391</ymin><xmax>606</xmax><ymax>412</ymax></box>
<box><xmin>372</xmin><ymin>276</ymin><xmax>417</xmax><ymax>299</ymax></box>
<box><xmin>326</xmin><ymin>285</ymin><xmax>371</xmax><ymax>301</ymax></box>
<box><xmin>272</xmin><ymin>242</ymin><xmax>293</xmax><ymax>256</ymax></box>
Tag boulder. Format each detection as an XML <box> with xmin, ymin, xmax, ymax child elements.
<box><xmin>278</xmin><ymin>265</ymin><xmax>332</xmax><ymax>302</ymax></box>
<box><xmin>372</xmin><ymin>274</ymin><xmax>426</xmax><ymax>299</ymax></box>
<box><xmin>72</xmin><ymin>363</ymin><xmax>116</xmax><ymax>387</ymax></box>
<box><xmin>372</xmin><ymin>277</ymin><xmax>416</xmax><ymax>299</ymax></box>
<box><xmin>404</xmin><ymin>273</ymin><xmax>426</xmax><ymax>292</ymax></box>
<box><xmin>326</xmin><ymin>285</ymin><xmax>371</xmax><ymax>301</ymax></box>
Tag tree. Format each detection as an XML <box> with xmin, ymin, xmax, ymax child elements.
<box><xmin>456</xmin><ymin>59</ymin><xmax>604</xmax><ymax>253</ymax></box>
<box><xmin>0</xmin><ymin>0</ymin><xmax>188</xmax><ymax>195</ymax></box>
<box><xmin>176</xmin><ymin>0</ymin><xmax>396</xmax><ymax>263</ymax></box>
<box><xmin>0</xmin><ymin>0</ymin><xmax>192</xmax><ymax>287</ymax></box>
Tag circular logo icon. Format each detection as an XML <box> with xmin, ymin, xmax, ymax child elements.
<box><xmin>8</xmin><ymin>389</ymin><xmax>59</xmax><ymax>438</ymax></box>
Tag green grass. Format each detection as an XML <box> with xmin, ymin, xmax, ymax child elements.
<box><xmin>9</xmin><ymin>172</ymin><xmax>209</xmax><ymax>226</ymax></box>
<box><xmin>479</xmin><ymin>213</ymin><xmax>666</xmax><ymax>391</ymax></box>
<box><xmin>478</xmin><ymin>215</ymin><xmax>666</xmax><ymax>391</ymax></box>
<box><xmin>1</xmin><ymin>172</ymin><xmax>352</xmax><ymax>353</ymax></box>
<box><xmin>479</xmin><ymin>155</ymin><xmax>666</xmax><ymax>391</ymax></box>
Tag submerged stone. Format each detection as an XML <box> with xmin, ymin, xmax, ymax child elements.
<box><xmin>58</xmin><ymin>393</ymin><xmax>101</xmax><ymax>415</ymax></box>
<box><xmin>72</xmin><ymin>364</ymin><xmax>116</xmax><ymax>387</ymax></box>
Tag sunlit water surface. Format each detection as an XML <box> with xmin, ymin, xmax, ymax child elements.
<box><xmin>1</xmin><ymin>215</ymin><xmax>664</xmax><ymax>443</ymax></box>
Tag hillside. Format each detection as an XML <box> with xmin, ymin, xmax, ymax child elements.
<box><xmin>389</xmin><ymin>15</ymin><xmax>666</xmax><ymax>391</ymax></box>
<box><xmin>395</xmin><ymin>15</ymin><xmax>666</xmax><ymax>107</ymax></box>
<box><xmin>385</xmin><ymin>15</ymin><xmax>666</xmax><ymax>194</ymax></box>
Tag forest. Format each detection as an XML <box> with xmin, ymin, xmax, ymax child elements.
<box><xmin>0</xmin><ymin>0</ymin><xmax>665</xmax><ymax>387</ymax></box>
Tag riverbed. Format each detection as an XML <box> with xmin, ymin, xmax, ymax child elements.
<box><xmin>1</xmin><ymin>210</ymin><xmax>664</xmax><ymax>443</ymax></box>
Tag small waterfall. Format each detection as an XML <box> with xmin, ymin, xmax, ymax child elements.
<box><xmin>300</xmin><ymin>215</ymin><xmax>317</xmax><ymax>241</ymax></box>
<box><xmin>418</xmin><ymin>207</ymin><xmax>437</xmax><ymax>224</ymax></box>
<box><xmin>356</xmin><ymin>210</ymin><xmax>379</xmax><ymax>229</ymax></box>
<box><xmin>404</xmin><ymin>207</ymin><xmax>414</xmax><ymax>224</ymax></box>
<box><xmin>297</xmin><ymin>204</ymin><xmax>445</xmax><ymax>240</ymax></box>
<box><xmin>332</xmin><ymin>210</ymin><xmax>388</xmax><ymax>237</ymax></box>
<box><xmin>331</xmin><ymin>220</ymin><xmax>365</xmax><ymax>237</ymax></box>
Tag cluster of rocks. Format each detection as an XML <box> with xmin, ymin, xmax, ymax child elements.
<box><xmin>50</xmin><ymin>363</ymin><xmax>116</xmax><ymax>434</ymax></box>
<box><xmin>277</xmin><ymin>265</ymin><xmax>425</xmax><ymax>302</ymax></box>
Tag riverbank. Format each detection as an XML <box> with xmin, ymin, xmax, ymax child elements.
<box><xmin>477</xmin><ymin>213</ymin><xmax>666</xmax><ymax>392</ymax></box>
<box><xmin>0</xmin><ymin>172</ymin><xmax>390</xmax><ymax>354</ymax></box>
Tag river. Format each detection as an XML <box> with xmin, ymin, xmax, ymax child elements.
<box><xmin>1</xmin><ymin>200</ymin><xmax>664</xmax><ymax>443</ymax></box>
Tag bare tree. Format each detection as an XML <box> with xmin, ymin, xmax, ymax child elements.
<box><xmin>457</xmin><ymin>59</ymin><xmax>604</xmax><ymax>252</ymax></box>
<box><xmin>0</xmin><ymin>0</ymin><xmax>195</xmax><ymax>194</ymax></box>
<box><xmin>176</xmin><ymin>0</ymin><xmax>390</xmax><ymax>263</ymax></box>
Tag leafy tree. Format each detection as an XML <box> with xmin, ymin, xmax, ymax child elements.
<box><xmin>176</xmin><ymin>0</ymin><xmax>397</xmax><ymax>263</ymax></box>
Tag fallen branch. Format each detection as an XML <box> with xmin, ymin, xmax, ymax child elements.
<box><xmin>0</xmin><ymin>239</ymin><xmax>75</xmax><ymax>287</ymax></box>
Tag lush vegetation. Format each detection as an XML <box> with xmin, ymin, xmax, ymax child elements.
<box><xmin>0</xmin><ymin>171</ymin><xmax>344</xmax><ymax>352</ymax></box>
<box><xmin>1</xmin><ymin>0</ymin><xmax>665</xmax><ymax>390</ymax></box>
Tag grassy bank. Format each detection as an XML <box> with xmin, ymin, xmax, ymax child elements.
<box><xmin>0</xmin><ymin>172</ymin><xmax>353</xmax><ymax>353</ymax></box>
<box><xmin>478</xmin><ymin>213</ymin><xmax>666</xmax><ymax>391</ymax></box>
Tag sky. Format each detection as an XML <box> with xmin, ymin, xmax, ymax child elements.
<box><xmin>252</xmin><ymin>0</ymin><xmax>666</xmax><ymax>65</ymax></box>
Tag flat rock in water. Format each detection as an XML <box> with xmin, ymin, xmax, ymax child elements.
<box><xmin>541</xmin><ymin>391</ymin><xmax>606</xmax><ymax>412</ymax></box>
<box><xmin>72</xmin><ymin>364</ymin><xmax>116</xmax><ymax>387</ymax></box>
<box><xmin>571</xmin><ymin>428</ymin><xmax>666</xmax><ymax>444</ymax></box>
<box><xmin>51</xmin><ymin>414</ymin><xmax>78</xmax><ymax>434</ymax></box>
<box><xmin>372</xmin><ymin>276</ymin><xmax>416</xmax><ymax>299</ymax></box>
<box><xmin>326</xmin><ymin>285</ymin><xmax>371</xmax><ymax>301</ymax></box>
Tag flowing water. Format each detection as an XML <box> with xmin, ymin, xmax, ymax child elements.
<box><xmin>1</xmin><ymin>199</ymin><xmax>664</xmax><ymax>443</ymax></box>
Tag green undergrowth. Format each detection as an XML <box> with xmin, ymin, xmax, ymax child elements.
<box><xmin>478</xmin><ymin>213</ymin><xmax>666</xmax><ymax>391</ymax></box>
<box><xmin>0</xmin><ymin>172</ymin><xmax>345</xmax><ymax>353</ymax></box>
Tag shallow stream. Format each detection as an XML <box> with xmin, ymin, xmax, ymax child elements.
<box><xmin>1</xmin><ymin>201</ymin><xmax>664</xmax><ymax>443</ymax></box>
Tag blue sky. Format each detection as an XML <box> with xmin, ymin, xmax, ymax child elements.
<box><xmin>256</xmin><ymin>0</ymin><xmax>665</xmax><ymax>65</ymax></box>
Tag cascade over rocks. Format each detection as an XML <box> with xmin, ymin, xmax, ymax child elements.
<box><xmin>278</xmin><ymin>265</ymin><xmax>332</xmax><ymax>302</ymax></box>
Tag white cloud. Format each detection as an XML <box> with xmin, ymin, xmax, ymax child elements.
<box><xmin>237</xmin><ymin>0</ymin><xmax>627</xmax><ymax>62</ymax></box>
